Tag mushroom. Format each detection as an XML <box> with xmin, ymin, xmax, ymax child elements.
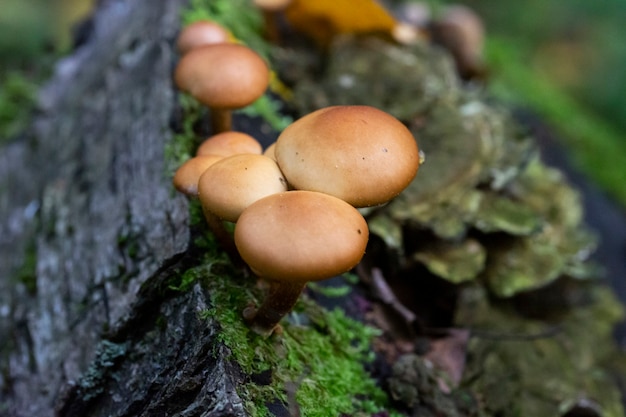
<box><xmin>176</xmin><ymin>20</ymin><xmax>231</xmax><ymax>54</ymax></box>
<box><xmin>197</xmin><ymin>153</ymin><xmax>288</xmax><ymax>223</ymax></box>
<box><xmin>174</xmin><ymin>44</ymin><xmax>270</xmax><ymax>134</ymax></box>
<box><xmin>172</xmin><ymin>154</ymin><xmax>241</xmax><ymax>263</ymax></box>
<box><xmin>263</xmin><ymin>142</ymin><xmax>277</xmax><ymax>161</ymax></box>
<box><xmin>172</xmin><ymin>155</ymin><xmax>223</xmax><ymax>197</ymax></box>
<box><xmin>196</xmin><ymin>153</ymin><xmax>288</xmax><ymax>265</ymax></box>
<box><xmin>428</xmin><ymin>5</ymin><xmax>486</xmax><ymax>80</ymax></box>
<box><xmin>196</xmin><ymin>131</ymin><xmax>263</xmax><ymax>157</ymax></box>
<box><xmin>274</xmin><ymin>105</ymin><xmax>420</xmax><ymax>207</ymax></box>
<box><xmin>234</xmin><ymin>190</ymin><xmax>369</xmax><ymax>336</ymax></box>
<box><xmin>253</xmin><ymin>0</ymin><xmax>293</xmax><ymax>42</ymax></box>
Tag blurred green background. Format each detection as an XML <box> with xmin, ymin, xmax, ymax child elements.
<box><xmin>1</xmin><ymin>0</ymin><xmax>625</xmax><ymax>205</ymax></box>
<box><xmin>459</xmin><ymin>0</ymin><xmax>626</xmax><ymax>207</ymax></box>
<box><xmin>472</xmin><ymin>0</ymin><xmax>626</xmax><ymax>132</ymax></box>
<box><xmin>0</xmin><ymin>0</ymin><xmax>93</xmax><ymax>141</ymax></box>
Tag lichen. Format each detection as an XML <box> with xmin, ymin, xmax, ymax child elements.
<box><xmin>77</xmin><ymin>340</ymin><xmax>127</xmax><ymax>401</ymax></box>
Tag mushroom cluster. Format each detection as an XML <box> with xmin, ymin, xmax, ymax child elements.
<box><xmin>172</xmin><ymin>22</ymin><xmax>421</xmax><ymax>337</ymax></box>
<box><xmin>173</xmin><ymin>104</ymin><xmax>420</xmax><ymax>336</ymax></box>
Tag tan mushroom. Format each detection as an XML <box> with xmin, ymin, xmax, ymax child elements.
<box><xmin>275</xmin><ymin>105</ymin><xmax>420</xmax><ymax>207</ymax></box>
<box><xmin>174</xmin><ymin>44</ymin><xmax>270</xmax><ymax>134</ymax></box>
<box><xmin>197</xmin><ymin>154</ymin><xmax>288</xmax><ymax>223</ymax></box>
<box><xmin>263</xmin><ymin>142</ymin><xmax>277</xmax><ymax>161</ymax></box>
<box><xmin>176</xmin><ymin>20</ymin><xmax>231</xmax><ymax>54</ymax></box>
<box><xmin>172</xmin><ymin>154</ymin><xmax>240</xmax><ymax>263</ymax></box>
<box><xmin>235</xmin><ymin>190</ymin><xmax>369</xmax><ymax>336</ymax></box>
<box><xmin>172</xmin><ymin>155</ymin><xmax>223</xmax><ymax>197</ymax></box>
<box><xmin>196</xmin><ymin>131</ymin><xmax>263</xmax><ymax>157</ymax></box>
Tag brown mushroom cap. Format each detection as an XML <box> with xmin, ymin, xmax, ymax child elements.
<box><xmin>429</xmin><ymin>5</ymin><xmax>485</xmax><ymax>79</ymax></box>
<box><xmin>234</xmin><ymin>190</ymin><xmax>369</xmax><ymax>282</ymax></box>
<box><xmin>275</xmin><ymin>105</ymin><xmax>420</xmax><ymax>207</ymax></box>
<box><xmin>196</xmin><ymin>131</ymin><xmax>263</xmax><ymax>157</ymax></box>
<box><xmin>176</xmin><ymin>20</ymin><xmax>231</xmax><ymax>54</ymax></box>
<box><xmin>173</xmin><ymin>155</ymin><xmax>223</xmax><ymax>196</ymax></box>
<box><xmin>197</xmin><ymin>154</ymin><xmax>288</xmax><ymax>222</ymax></box>
<box><xmin>174</xmin><ymin>44</ymin><xmax>270</xmax><ymax>110</ymax></box>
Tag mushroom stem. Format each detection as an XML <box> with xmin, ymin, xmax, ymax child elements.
<box><xmin>243</xmin><ymin>279</ymin><xmax>307</xmax><ymax>336</ymax></box>
<box><xmin>261</xmin><ymin>10</ymin><xmax>281</xmax><ymax>43</ymax></box>
<box><xmin>211</xmin><ymin>108</ymin><xmax>233</xmax><ymax>134</ymax></box>
<box><xmin>201</xmin><ymin>205</ymin><xmax>243</xmax><ymax>266</ymax></box>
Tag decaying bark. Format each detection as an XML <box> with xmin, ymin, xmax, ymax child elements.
<box><xmin>0</xmin><ymin>1</ymin><xmax>246</xmax><ymax>415</ymax></box>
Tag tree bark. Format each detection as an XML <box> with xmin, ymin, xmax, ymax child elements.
<box><xmin>0</xmin><ymin>1</ymin><xmax>246</xmax><ymax>415</ymax></box>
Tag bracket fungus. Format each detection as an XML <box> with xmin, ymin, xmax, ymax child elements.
<box><xmin>174</xmin><ymin>43</ymin><xmax>270</xmax><ymax>134</ymax></box>
<box><xmin>234</xmin><ymin>190</ymin><xmax>369</xmax><ymax>336</ymax></box>
<box><xmin>274</xmin><ymin>105</ymin><xmax>420</xmax><ymax>207</ymax></box>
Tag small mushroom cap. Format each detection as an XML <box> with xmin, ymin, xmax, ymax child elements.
<box><xmin>176</xmin><ymin>20</ymin><xmax>231</xmax><ymax>54</ymax></box>
<box><xmin>429</xmin><ymin>5</ymin><xmax>485</xmax><ymax>79</ymax></box>
<box><xmin>253</xmin><ymin>0</ymin><xmax>293</xmax><ymax>12</ymax></box>
<box><xmin>173</xmin><ymin>155</ymin><xmax>223</xmax><ymax>196</ymax></box>
<box><xmin>196</xmin><ymin>131</ymin><xmax>263</xmax><ymax>157</ymax></box>
<box><xmin>263</xmin><ymin>142</ymin><xmax>277</xmax><ymax>161</ymax></box>
<box><xmin>275</xmin><ymin>105</ymin><xmax>420</xmax><ymax>207</ymax></box>
<box><xmin>174</xmin><ymin>44</ymin><xmax>270</xmax><ymax>109</ymax></box>
<box><xmin>197</xmin><ymin>154</ymin><xmax>288</xmax><ymax>222</ymax></box>
<box><xmin>235</xmin><ymin>190</ymin><xmax>369</xmax><ymax>282</ymax></box>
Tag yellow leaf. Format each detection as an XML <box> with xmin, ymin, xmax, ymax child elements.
<box><xmin>284</xmin><ymin>0</ymin><xmax>398</xmax><ymax>46</ymax></box>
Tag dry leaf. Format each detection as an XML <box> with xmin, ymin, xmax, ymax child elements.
<box><xmin>285</xmin><ymin>0</ymin><xmax>397</xmax><ymax>46</ymax></box>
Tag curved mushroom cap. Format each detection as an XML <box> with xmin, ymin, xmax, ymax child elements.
<box><xmin>253</xmin><ymin>0</ymin><xmax>293</xmax><ymax>12</ymax></box>
<box><xmin>173</xmin><ymin>155</ymin><xmax>223</xmax><ymax>196</ymax></box>
<box><xmin>198</xmin><ymin>154</ymin><xmax>288</xmax><ymax>222</ymax></box>
<box><xmin>176</xmin><ymin>20</ymin><xmax>230</xmax><ymax>54</ymax></box>
<box><xmin>263</xmin><ymin>142</ymin><xmax>277</xmax><ymax>161</ymax></box>
<box><xmin>429</xmin><ymin>5</ymin><xmax>485</xmax><ymax>79</ymax></box>
<box><xmin>196</xmin><ymin>131</ymin><xmax>263</xmax><ymax>157</ymax></box>
<box><xmin>275</xmin><ymin>105</ymin><xmax>420</xmax><ymax>207</ymax></box>
<box><xmin>235</xmin><ymin>190</ymin><xmax>369</xmax><ymax>282</ymax></box>
<box><xmin>174</xmin><ymin>44</ymin><xmax>270</xmax><ymax>109</ymax></box>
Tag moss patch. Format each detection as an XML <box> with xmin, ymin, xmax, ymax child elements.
<box><xmin>183</xmin><ymin>232</ymin><xmax>396</xmax><ymax>416</ymax></box>
<box><xmin>0</xmin><ymin>71</ymin><xmax>38</xmax><ymax>143</ymax></box>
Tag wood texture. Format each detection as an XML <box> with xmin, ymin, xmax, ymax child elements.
<box><xmin>0</xmin><ymin>1</ymin><xmax>246</xmax><ymax>415</ymax></box>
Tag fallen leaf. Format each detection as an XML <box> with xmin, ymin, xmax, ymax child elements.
<box><xmin>285</xmin><ymin>0</ymin><xmax>397</xmax><ymax>46</ymax></box>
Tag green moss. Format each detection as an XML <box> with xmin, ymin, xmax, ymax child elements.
<box><xmin>190</xmin><ymin>256</ymin><xmax>396</xmax><ymax>416</ymax></box>
<box><xmin>240</xmin><ymin>94</ymin><xmax>293</xmax><ymax>132</ymax></box>
<box><xmin>0</xmin><ymin>71</ymin><xmax>37</xmax><ymax>143</ymax></box>
<box><xmin>15</xmin><ymin>238</ymin><xmax>37</xmax><ymax>294</ymax></box>
<box><xmin>164</xmin><ymin>94</ymin><xmax>204</xmax><ymax>177</ymax></box>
